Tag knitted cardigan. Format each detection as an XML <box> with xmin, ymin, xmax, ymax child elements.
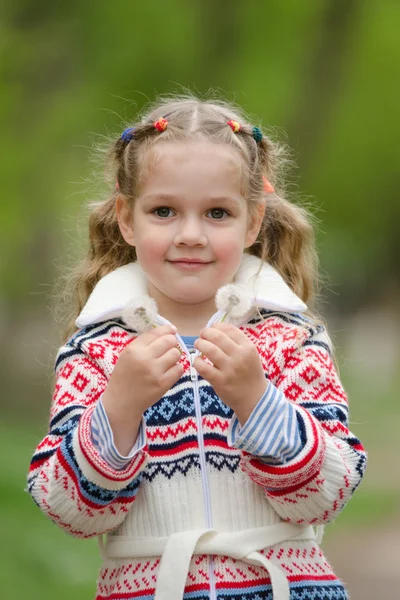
<box><xmin>28</xmin><ymin>255</ymin><xmax>367</xmax><ymax>600</ymax></box>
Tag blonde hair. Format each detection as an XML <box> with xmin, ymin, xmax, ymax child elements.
<box><xmin>54</xmin><ymin>93</ymin><xmax>320</xmax><ymax>344</ymax></box>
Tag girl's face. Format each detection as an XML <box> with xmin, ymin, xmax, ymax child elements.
<box><xmin>117</xmin><ymin>141</ymin><xmax>264</xmax><ymax>320</ymax></box>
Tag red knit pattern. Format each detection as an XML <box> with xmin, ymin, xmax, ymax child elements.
<box><xmin>28</xmin><ymin>314</ymin><xmax>366</xmax><ymax>599</ymax></box>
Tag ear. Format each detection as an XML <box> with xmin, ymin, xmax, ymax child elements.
<box><xmin>244</xmin><ymin>200</ymin><xmax>266</xmax><ymax>248</ymax></box>
<box><xmin>116</xmin><ymin>194</ymin><xmax>135</xmax><ymax>246</ymax></box>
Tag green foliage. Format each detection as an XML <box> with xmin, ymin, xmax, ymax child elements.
<box><xmin>0</xmin><ymin>0</ymin><xmax>399</xmax><ymax>303</ymax></box>
<box><xmin>0</xmin><ymin>421</ymin><xmax>99</xmax><ymax>598</ymax></box>
<box><xmin>326</xmin><ymin>488</ymin><xmax>398</xmax><ymax>530</ymax></box>
<box><xmin>0</xmin><ymin>6</ymin><xmax>398</xmax><ymax>594</ymax></box>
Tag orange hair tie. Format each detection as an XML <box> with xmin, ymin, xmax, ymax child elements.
<box><xmin>154</xmin><ymin>117</ymin><xmax>168</xmax><ymax>132</ymax></box>
<box><xmin>262</xmin><ymin>175</ymin><xmax>275</xmax><ymax>194</ymax></box>
<box><xmin>227</xmin><ymin>119</ymin><xmax>241</xmax><ymax>133</ymax></box>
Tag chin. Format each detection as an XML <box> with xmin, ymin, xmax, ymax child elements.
<box><xmin>168</xmin><ymin>289</ymin><xmax>216</xmax><ymax>306</ymax></box>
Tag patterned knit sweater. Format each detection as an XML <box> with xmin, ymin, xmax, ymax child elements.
<box><xmin>28</xmin><ymin>256</ymin><xmax>367</xmax><ymax>600</ymax></box>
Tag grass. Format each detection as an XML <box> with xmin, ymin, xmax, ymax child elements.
<box><xmin>0</xmin><ymin>422</ymin><xmax>100</xmax><ymax>599</ymax></box>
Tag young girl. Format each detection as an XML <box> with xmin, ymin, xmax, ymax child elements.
<box><xmin>28</xmin><ymin>96</ymin><xmax>367</xmax><ymax>600</ymax></box>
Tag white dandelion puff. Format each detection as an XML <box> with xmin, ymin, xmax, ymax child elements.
<box><xmin>215</xmin><ymin>284</ymin><xmax>253</xmax><ymax>322</ymax></box>
<box><xmin>122</xmin><ymin>296</ymin><xmax>159</xmax><ymax>333</ymax></box>
<box><xmin>121</xmin><ymin>296</ymin><xmax>184</xmax><ymax>355</ymax></box>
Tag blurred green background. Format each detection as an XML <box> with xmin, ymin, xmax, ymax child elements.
<box><xmin>1</xmin><ymin>1</ymin><xmax>399</xmax><ymax>598</ymax></box>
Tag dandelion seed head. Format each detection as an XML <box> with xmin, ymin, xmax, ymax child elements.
<box><xmin>122</xmin><ymin>296</ymin><xmax>158</xmax><ymax>332</ymax></box>
<box><xmin>215</xmin><ymin>284</ymin><xmax>253</xmax><ymax>320</ymax></box>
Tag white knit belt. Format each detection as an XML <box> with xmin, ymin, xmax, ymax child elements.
<box><xmin>99</xmin><ymin>522</ymin><xmax>320</xmax><ymax>600</ymax></box>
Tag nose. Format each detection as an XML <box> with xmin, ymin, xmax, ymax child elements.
<box><xmin>173</xmin><ymin>217</ymin><xmax>208</xmax><ymax>247</ymax></box>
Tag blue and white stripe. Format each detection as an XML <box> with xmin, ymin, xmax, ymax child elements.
<box><xmin>228</xmin><ymin>382</ymin><xmax>304</xmax><ymax>464</ymax></box>
<box><xmin>91</xmin><ymin>397</ymin><xmax>146</xmax><ymax>470</ymax></box>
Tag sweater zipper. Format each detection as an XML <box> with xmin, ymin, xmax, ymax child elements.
<box><xmin>156</xmin><ymin>312</ymin><xmax>223</xmax><ymax>600</ymax></box>
<box><xmin>188</xmin><ymin>349</ymin><xmax>216</xmax><ymax>600</ymax></box>
<box><xmin>188</xmin><ymin>350</ymin><xmax>212</xmax><ymax>527</ymax></box>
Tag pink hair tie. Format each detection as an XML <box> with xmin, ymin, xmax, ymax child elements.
<box><xmin>262</xmin><ymin>175</ymin><xmax>275</xmax><ymax>194</ymax></box>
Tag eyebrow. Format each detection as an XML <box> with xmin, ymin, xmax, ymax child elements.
<box><xmin>141</xmin><ymin>194</ymin><xmax>242</xmax><ymax>207</ymax></box>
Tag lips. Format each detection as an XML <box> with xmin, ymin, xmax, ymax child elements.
<box><xmin>168</xmin><ymin>259</ymin><xmax>211</xmax><ymax>264</ymax></box>
<box><xmin>168</xmin><ymin>259</ymin><xmax>212</xmax><ymax>270</ymax></box>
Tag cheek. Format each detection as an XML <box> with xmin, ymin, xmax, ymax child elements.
<box><xmin>212</xmin><ymin>231</ymin><xmax>246</xmax><ymax>264</ymax></box>
<box><xmin>134</xmin><ymin>225</ymin><xmax>170</xmax><ymax>263</ymax></box>
<box><xmin>136</xmin><ymin>237</ymin><xmax>165</xmax><ymax>259</ymax></box>
<box><xmin>212</xmin><ymin>222</ymin><xmax>248</xmax><ymax>249</ymax></box>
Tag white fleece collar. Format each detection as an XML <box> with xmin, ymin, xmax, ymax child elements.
<box><xmin>75</xmin><ymin>253</ymin><xmax>306</xmax><ymax>328</ymax></box>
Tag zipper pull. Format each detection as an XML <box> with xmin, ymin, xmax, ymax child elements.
<box><xmin>189</xmin><ymin>352</ymin><xmax>197</xmax><ymax>381</ymax></box>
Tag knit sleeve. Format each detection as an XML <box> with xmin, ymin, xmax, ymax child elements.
<box><xmin>27</xmin><ymin>342</ymin><xmax>149</xmax><ymax>538</ymax></box>
<box><xmin>239</xmin><ymin>319</ymin><xmax>367</xmax><ymax>525</ymax></box>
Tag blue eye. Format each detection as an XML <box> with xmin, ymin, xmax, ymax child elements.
<box><xmin>154</xmin><ymin>207</ymin><xmax>173</xmax><ymax>218</ymax></box>
<box><xmin>208</xmin><ymin>208</ymin><xmax>229</xmax><ymax>220</ymax></box>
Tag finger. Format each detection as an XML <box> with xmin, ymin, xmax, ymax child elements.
<box><xmin>139</xmin><ymin>325</ymin><xmax>177</xmax><ymax>346</ymax></box>
<box><xmin>149</xmin><ymin>334</ymin><xmax>181</xmax><ymax>358</ymax></box>
<box><xmin>159</xmin><ymin>362</ymin><xmax>184</xmax><ymax>391</ymax></box>
<box><xmin>193</xmin><ymin>355</ymin><xmax>217</xmax><ymax>382</ymax></box>
<box><xmin>198</xmin><ymin>326</ymin><xmax>238</xmax><ymax>355</ymax></box>
<box><xmin>157</xmin><ymin>346</ymin><xmax>183</xmax><ymax>371</ymax></box>
<box><xmin>194</xmin><ymin>338</ymin><xmax>227</xmax><ymax>369</ymax></box>
<box><xmin>209</xmin><ymin>322</ymin><xmax>249</xmax><ymax>346</ymax></box>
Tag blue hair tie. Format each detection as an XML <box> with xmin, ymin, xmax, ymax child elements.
<box><xmin>121</xmin><ymin>127</ymin><xmax>135</xmax><ymax>143</ymax></box>
<box><xmin>252</xmin><ymin>126</ymin><xmax>263</xmax><ymax>143</ymax></box>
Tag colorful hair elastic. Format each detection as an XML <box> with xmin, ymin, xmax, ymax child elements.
<box><xmin>121</xmin><ymin>127</ymin><xmax>135</xmax><ymax>143</ymax></box>
<box><xmin>227</xmin><ymin>119</ymin><xmax>241</xmax><ymax>133</ymax></box>
<box><xmin>252</xmin><ymin>126</ymin><xmax>263</xmax><ymax>143</ymax></box>
<box><xmin>262</xmin><ymin>175</ymin><xmax>275</xmax><ymax>194</ymax></box>
<box><xmin>154</xmin><ymin>117</ymin><xmax>168</xmax><ymax>132</ymax></box>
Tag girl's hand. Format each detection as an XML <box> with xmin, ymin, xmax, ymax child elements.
<box><xmin>101</xmin><ymin>325</ymin><xmax>183</xmax><ymax>454</ymax></box>
<box><xmin>193</xmin><ymin>323</ymin><xmax>268</xmax><ymax>425</ymax></box>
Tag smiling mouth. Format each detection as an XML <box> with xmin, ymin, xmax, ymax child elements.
<box><xmin>169</xmin><ymin>260</ymin><xmax>211</xmax><ymax>263</ymax></box>
<box><xmin>168</xmin><ymin>260</ymin><xmax>212</xmax><ymax>269</ymax></box>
